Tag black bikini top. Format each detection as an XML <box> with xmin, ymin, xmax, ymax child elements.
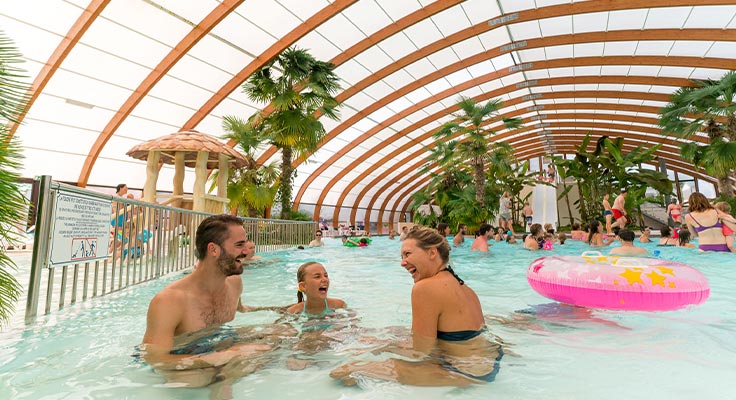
<box><xmin>441</xmin><ymin>265</ymin><xmax>464</xmax><ymax>285</ymax></box>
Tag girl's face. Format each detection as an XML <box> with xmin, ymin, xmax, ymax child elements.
<box><xmin>401</xmin><ymin>239</ymin><xmax>439</xmax><ymax>283</ymax></box>
<box><xmin>299</xmin><ymin>263</ymin><xmax>330</xmax><ymax>300</ymax></box>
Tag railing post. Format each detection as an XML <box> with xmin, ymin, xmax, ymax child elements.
<box><xmin>25</xmin><ymin>175</ymin><xmax>53</xmax><ymax>322</ymax></box>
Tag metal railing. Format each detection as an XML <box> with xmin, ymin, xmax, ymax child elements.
<box><xmin>24</xmin><ymin>176</ymin><xmax>316</xmax><ymax>322</ymax></box>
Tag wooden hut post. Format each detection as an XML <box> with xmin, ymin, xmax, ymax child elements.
<box><xmin>172</xmin><ymin>151</ymin><xmax>185</xmax><ymax>208</ymax></box>
<box><xmin>143</xmin><ymin>150</ymin><xmax>160</xmax><ymax>203</ymax></box>
<box><xmin>193</xmin><ymin>151</ymin><xmax>209</xmax><ymax>212</ymax></box>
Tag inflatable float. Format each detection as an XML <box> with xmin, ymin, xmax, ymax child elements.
<box><xmin>526</xmin><ymin>252</ymin><xmax>709</xmax><ymax>311</ymax></box>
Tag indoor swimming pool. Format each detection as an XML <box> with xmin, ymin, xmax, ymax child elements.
<box><xmin>1</xmin><ymin>237</ymin><xmax>734</xmax><ymax>399</ymax></box>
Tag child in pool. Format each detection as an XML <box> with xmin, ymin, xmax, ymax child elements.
<box><xmin>287</xmin><ymin>262</ymin><xmax>346</xmax><ymax>317</ymax></box>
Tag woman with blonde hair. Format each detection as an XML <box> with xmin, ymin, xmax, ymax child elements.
<box><xmin>684</xmin><ymin>192</ymin><xmax>736</xmax><ymax>252</ymax></box>
<box><xmin>331</xmin><ymin>226</ymin><xmax>502</xmax><ymax>386</ymax></box>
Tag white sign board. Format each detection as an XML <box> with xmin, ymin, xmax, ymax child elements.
<box><xmin>49</xmin><ymin>193</ymin><xmax>112</xmax><ymax>267</ymax></box>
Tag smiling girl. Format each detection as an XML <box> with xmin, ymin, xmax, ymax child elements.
<box><xmin>287</xmin><ymin>262</ymin><xmax>346</xmax><ymax>317</ymax></box>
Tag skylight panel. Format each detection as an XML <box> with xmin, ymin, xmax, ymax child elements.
<box><xmin>658</xmin><ymin>66</ymin><xmax>694</xmax><ymax>78</ymax></box>
<box><xmin>385</xmin><ymin>96</ymin><xmax>413</xmax><ymax>114</ymax></box>
<box><xmin>44</xmin><ymin>69</ymin><xmax>129</xmax><ymax>111</ymax></box>
<box><xmin>574</xmin><ymin>66</ymin><xmax>601</xmax><ymax>76</ymax></box>
<box><xmin>598</xmin><ymin>83</ymin><xmax>625</xmax><ymax>91</ymax></box>
<box><xmin>634</xmin><ymin>41</ymin><xmax>674</xmax><ymax>57</ymax></box>
<box><xmin>187</xmin><ymin>35</ymin><xmax>255</xmax><ymax>76</ymax></box>
<box><xmin>147</xmin><ymin>76</ymin><xmax>214</xmax><ymax>116</ymax></box>
<box><xmin>607</xmin><ymin>9</ymin><xmax>647</xmax><ymax>31</ymax></box>
<box><xmin>452</xmin><ymin>39</ymin><xmax>485</xmax><ymax>60</ymax></box>
<box><xmin>343</xmin><ymin>92</ymin><xmax>377</xmax><ymax>112</ymax></box>
<box><xmin>490</xmin><ymin>53</ymin><xmax>515</xmax><ymax>70</ymax></box>
<box><xmin>423</xmin><ymin>77</ymin><xmax>453</xmax><ymax>96</ymax></box>
<box><xmin>516</xmin><ymin>47</ymin><xmax>546</xmax><ymax>63</ymax></box>
<box><xmin>313</xmin><ymin>13</ymin><xmax>365</xmax><ymax>52</ymax></box>
<box><xmin>600</xmin><ymin>66</ymin><xmax>630</xmax><ymax>76</ymax></box>
<box><xmin>426</xmin><ymin>47</ymin><xmax>461</xmax><ymax>69</ymax></box>
<box><xmin>545</xmin><ymin>44</ymin><xmax>574</xmax><ymax>60</ymax></box>
<box><xmin>539</xmin><ymin>15</ymin><xmax>572</xmax><ymax>37</ymax></box>
<box><xmin>669</xmin><ymin>41</ymin><xmax>712</xmax><ymax>58</ymax></box>
<box><xmin>498</xmin><ymin>0</ymin><xmax>535</xmax><ymax>14</ymax></box>
<box><xmin>403</xmin><ymin>58</ymin><xmax>439</xmax><ymax>80</ymax></box>
<box><xmin>603</xmin><ymin>41</ymin><xmax>638</xmax><ymax>56</ymax></box>
<box><xmin>524</xmin><ymin>70</ymin><xmax>550</xmax><ymax>80</ymax></box>
<box><xmin>212</xmin><ymin>12</ymin><xmax>277</xmax><ymax>55</ymax></box>
<box><xmin>361</xmin><ymin>80</ymin><xmax>395</xmax><ymax>102</ymax></box>
<box><xmin>548</xmin><ymin>67</ymin><xmax>574</xmax><ymax>78</ymax></box>
<box><xmin>334</xmin><ymin>59</ymin><xmax>372</xmax><ymax>86</ymax></box>
<box><xmin>278</xmin><ymin>0</ymin><xmax>329</xmax><ymax>20</ymax></box>
<box><xmin>166</xmin><ymin>56</ymin><xmax>233</xmax><ymax>95</ymax></box>
<box><xmin>627</xmin><ymin>66</ymin><xmax>660</xmax><ymax>78</ymax></box>
<box><xmin>684</xmin><ymin>5</ymin><xmax>736</xmax><ymax>28</ymax></box>
<box><xmin>341</xmin><ymin>1</ymin><xmax>393</xmax><ymax>36</ymax></box>
<box><xmin>133</xmin><ymin>96</ymin><xmax>199</xmax><ymax>127</ymax></box>
<box><xmin>241</xmin><ymin>0</ymin><xmax>301</xmax><ymax>39</ymax></box>
<box><xmin>353</xmin><ymin>46</ymin><xmax>394</xmax><ymax>72</ymax></box>
<box><xmin>383</xmin><ymin>69</ymin><xmax>415</xmax><ymax>91</ymax></box>
<box><xmin>297</xmin><ymin>30</ymin><xmax>343</xmax><ymax>62</ymax></box>
<box><xmin>574</xmin><ymin>84</ymin><xmax>599</xmax><ymax>91</ymax></box>
<box><xmin>153</xmin><ymin>0</ymin><xmax>221</xmax><ymax>29</ymax></box>
<box><xmin>444</xmin><ymin>69</ymin><xmax>473</xmax><ymax>87</ymax></box>
<box><xmin>690</xmin><ymin>68</ymin><xmax>731</xmax><ymax>80</ymax></box>
<box><xmin>374</xmin><ymin>0</ymin><xmax>421</xmax><ymax>22</ymax></box>
<box><xmin>574</xmin><ymin>43</ymin><xmax>604</xmax><ymax>57</ymax></box>
<box><xmin>378</xmin><ymin>33</ymin><xmax>418</xmax><ymax>61</ymax></box>
<box><xmin>477</xmin><ymin>79</ymin><xmax>505</xmax><ymax>93</ymax></box>
<box><xmin>365</xmin><ymin>105</ymin><xmax>395</xmax><ymax>124</ymax></box>
<box><xmin>644</xmin><ymin>7</ymin><xmax>692</xmax><ymax>30</ymax></box>
<box><xmin>477</xmin><ymin>28</ymin><xmax>513</xmax><ymax>51</ymax></box>
<box><xmin>706</xmin><ymin>42</ymin><xmax>736</xmax><ymax>59</ymax></box>
<box><xmin>430</xmin><ymin>5</ymin><xmax>472</xmax><ymax>37</ymax></box>
<box><xmin>506</xmin><ymin>20</ymin><xmax>541</xmax><ymax>41</ymax></box>
<box><xmin>572</xmin><ymin>12</ymin><xmax>609</xmax><ymax>34</ymax></box>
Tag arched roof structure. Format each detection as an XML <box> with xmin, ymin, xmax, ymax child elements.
<box><xmin>4</xmin><ymin>0</ymin><xmax>735</xmax><ymax>226</ymax></box>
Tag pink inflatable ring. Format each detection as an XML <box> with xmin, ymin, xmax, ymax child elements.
<box><xmin>527</xmin><ymin>252</ymin><xmax>710</xmax><ymax>311</ymax></box>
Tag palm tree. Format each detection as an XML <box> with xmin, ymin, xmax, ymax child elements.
<box><xmin>0</xmin><ymin>31</ymin><xmax>29</xmax><ymax>325</ymax></box>
<box><xmin>659</xmin><ymin>72</ymin><xmax>736</xmax><ymax>198</ymax></box>
<box><xmin>242</xmin><ymin>47</ymin><xmax>341</xmax><ymax>219</ymax></box>
<box><xmin>216</xmin><ymin>116</ymin><xmax>279</xmax><ymax>217</ymax></box>
<box><xmin>433</xmin><ymin>97</ymin><xmax>522</xmax><ymax>209</ymax></box>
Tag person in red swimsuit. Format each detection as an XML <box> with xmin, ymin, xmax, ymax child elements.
<box><xmin>667</xmin><ymin>198</ymin><xmax>682</xmax><ymax>227</ymax></box>
<box><xmin>610</xmin><ymin>188</ymin><xmax>628</xmax><ymax>229</ymax></box>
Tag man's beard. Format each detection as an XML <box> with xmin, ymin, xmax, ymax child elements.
<box><xmin>217</xmin><ymin>252</ymin><xmax>243</xmax><ymax>276</ymax></box>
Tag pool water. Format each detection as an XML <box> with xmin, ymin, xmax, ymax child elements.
<box><xmin>1</xmin><ymin>237</ymin><xmax>735</xmax><ymax>399</ymax></box>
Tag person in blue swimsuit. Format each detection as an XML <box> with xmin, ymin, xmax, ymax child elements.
<box><xmin>331</xmin><ymin>226</ymin><xmax>502</xmax><ymax>386</ymax></box>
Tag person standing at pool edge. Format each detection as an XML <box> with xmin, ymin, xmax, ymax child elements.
<box><xmin>141</xmin><ymin>214</ymin><xmax>273</xmax><ymax>385</ymax></box>
<box><xmin>610</xmin><ymin>188</ymin><xmax>628</xmax><ymax>230</ymax></box>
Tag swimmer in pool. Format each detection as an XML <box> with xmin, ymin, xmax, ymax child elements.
<box><xmin>330</xmin><ymin>226</ymin><xmax>502</xmax><ymax>387</ymax></box>
<box><xmin>141</xmin><ymin>215</ymin><xmax>282</xmax><ymax>388</ymax></box>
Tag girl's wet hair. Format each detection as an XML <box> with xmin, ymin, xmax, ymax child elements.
<box><xmin>405</xmin><ymin>226</ymin><xmax>450</xmax><ymax>265</ymax></box>
<box><xmin>296</xmin><ymin>262</ymin><xmax>322</xmax><ymax>303</ymax></box>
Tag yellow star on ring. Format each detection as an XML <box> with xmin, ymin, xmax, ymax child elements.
<box><xmin>646</xmin><ymin>270</ymin><xmax>666</xmax><ymax>287</ymax></box>
<box><xmin>619</xmin><ymin>268</ymin><xmax>644</xmax><ymax>285</ymax></box>
<box><xmin>657</xmin><ymin>266</ymin><xmax>675</xmax><ymax>276</ymax></box>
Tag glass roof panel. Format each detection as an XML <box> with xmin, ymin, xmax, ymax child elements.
<box><xmin>239</xmin><ymin>0</ymin><xmax>303</xmax><ymax>39</ymax></box>
<box><xmin>211</xmin><ymin>12</ymin><xmax>277</xmax><ymax>55</ymax></box>
<box><xmin>644</xmin><ymin>7</ymin><xmax>692</xmax><ymax>29</ymax></box>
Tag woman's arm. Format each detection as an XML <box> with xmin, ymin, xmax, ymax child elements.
<box><xmin>410</xmin><ymin>282</ymin><xmax>440</xmax><ymax>354</ymax></box>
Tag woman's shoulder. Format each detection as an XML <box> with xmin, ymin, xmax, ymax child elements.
<box><xmin>328</xmin><ymin>298</ymin><xmax>346</xmax><ymax>309</ymax></box>
<box><xmin>286</xmin><ymin>302</ymin><xmax>304</xmax><ymax>314</ymax></box>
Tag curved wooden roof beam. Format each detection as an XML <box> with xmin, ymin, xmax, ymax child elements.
<box><xmin>300</xmin><ymin>51</ymin><xmax>736</xmax><ymax>213</ymax></box>
<box><xmin>77</xmin><ymin>0</ymin><xmax>245</xmax><ymax>187</ymax></box>
<box><xmin>294</xmin><ymin>74</ymin><xmax>696</xmax><ymax>207</ymax></box>
<box><xmin>7</xmin><ymin>0</ymin><xmax>110</xmax><ymax>139</ymax></box>
<box><xmin>356</xmin><ymin>115</ymin><xmax>697</xmax><ymax>224</ymax></box>
<box><xmin>319</xmin><ymin>89</ymin><xmax>682</xmax><ymax>224</ymax></box>
<box><xmin>385</xmin><ymin>151</ymin><xmax>713</xmax><ymax>229</ymax></box>
<box><xmin>371</xmin><ymin>136</ymin><xmax>700</xmax><ymax>228</ymax></box>
<box><xmin>347</xmin><ymin>102</ymin><xmax>674</xmax><ymax>224</ymax></box>
<box><xmin>186</xmin><ymin>0</ymin><xmax>460</xmax><ymax>144</ymax></box>
<box><xmin>272</xmin><ymin>28</ymin><xmax>733</xmax><ymax>168</ymax></box>
<box><xmin>255</xmin><ymin>1</ymin><xmax>733</xmax><ymax>163</ymax></box>
<box><xmin>180</xmin><ymin>0</ymin><xmax>357</xmax><ymax>133</ymax></box>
